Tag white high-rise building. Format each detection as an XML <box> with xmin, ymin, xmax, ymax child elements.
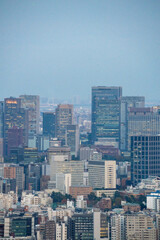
<box><xmin>105</xmin><ymin>160</ymin><xmax>116</xmax><ymax>189</ymax></box>
<box><xmin>88</xmin><ymin>160</ymin><xmax>116</xmax><ymax>189</ymax></box>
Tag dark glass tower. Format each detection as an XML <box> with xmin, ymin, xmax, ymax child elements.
<box><xmin>43</xmin><ymin>112</ymin><xmax>55</xmax><ymax>138</ymax></box>
<box><xmin>0</xmin><ymin>101</ymin><xmax>4</xmax><ymax>138</ymax></box>
<box><xmin>4</xmin><ymin>97</ymin><xmax>28</xmax><ymax>157</ymax></box>
<box><xmin>91</xmin><ymin>86</ymin><xmax>122</xmax><ymax>144</ymax></box>
<box><xmin>131</xmin><ymin>135</ymin><xmax>160</xmax><ymax>185</ymax></box>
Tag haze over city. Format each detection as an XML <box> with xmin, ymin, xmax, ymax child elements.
<box><xmin>1</xmin><ymin>0</ymin><xmax>160</xmax><ymax>103</ymax></box>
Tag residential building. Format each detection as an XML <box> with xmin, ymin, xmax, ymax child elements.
<box><xmin>125</xmin><ymin>213</ymin><xmax>157</xmax><ymax>240</ymax></box>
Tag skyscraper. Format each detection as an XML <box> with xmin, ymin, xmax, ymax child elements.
<box><xmin>91</xmin><ymin>86</ymin><xmax>122</xmax><ymax>145</ymax></box>
<box><xmin>0</xmin><ymin>101</ymin><xmax>4</xmax><ymax>138</ymax></box>
<box><xmin>120</xmin><ymin>96</ymin><xmax>145</xmax><ymax>152</ymax></box>
<box><xmin>128</xmin><ymin>107</ymin><xmax>160</xmax><ymax>150</ymax></box>
<box><xmin>65</xmin><ymin>124</ymin><xmax>79</xmax><ymax>158</ymax></box>
<box><xmin>19</xmin><ymin>95</ymin><xmax>40</xmax><ymax>136</ymax></box>
<box><xmin>4</xmin><ymin>97</ymin><xmax>28</xmax><ymax>157</ymax></box>
<box><xmin>43</xmin><ymin>112</ymin><xmax>55</xmax><ymax>138</ymax></box>
<box><xmin>131</xmin><ymin>135</ymin><xmax>160</xmax><ymax>185</ymax></box>
<box><xmin>55</xmin><ymin>104</ymin><xmax>73</xmax><ymax>145</ymax></box>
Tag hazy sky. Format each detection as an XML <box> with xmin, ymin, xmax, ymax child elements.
<box><xmin>1</xmin><ymin>0</ymin><xmax>160</xmax><ymax>102</ymax></box>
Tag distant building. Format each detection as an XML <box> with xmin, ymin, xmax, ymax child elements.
<box><xmin>120</xmin><ymin>96</ymin><xmax>145</xmax><ymax>151</ymax></box>
<box><xmin>43</xmin><ymin>112</ymin><xmax>55</xmax><ymax>138</ymax></box>
<box><xmin>48</xmin><ymin>146</ymin><xmax>71</xmax><ymax>163</ymax></box>
<box><xmin>131</xmin><ymin>135</ymin><xmax>160</xmax><ymax>185</ymax></box>
<box><xmin>91</xmin><ymin>86</ymin><xmax>122</xmax><ymax>146</ymax></box>
<box><xmin>96</xmin><ymin>198</ymin><xmax>112</xmax><ymax>210</ymax></box>
<box><xmin>88</xmin><ymin>160</ymin><xmax>116</xmax><ymax>189</ymax></box>
<box><xmin>55</xmin><ymin>104</ymin><xmax>73</xmax><ymax>145</ymax></box>
<box><xmin>56</xmin><ymin>173</ymin><xmax>71</xmax><ymax>194</ymax></box>
<box><xmin>4</xmin><ymin>97</ymin><xmax>28</xmax><ymax>156</ymax></box>
<box><xmin>123</xmin><ymin>203</ymin><xmax>140</xmax><ymax>212</ymax></box>
<box><xmin>69</xmin><ymin>186</ymin><xmax>92</xmax><ymax>199</ymax></box>
<box><xmin>125</xmin><ymin>213</ymin><xmax>157</xmax><ymax>240</ymax></box>
<box><xmin>128</xmin><ymin>107</ymin><xmax>160</xmax><ymax>150</ymax></box>
<box><xmin>147</xmin><ymin>191</ymin><xmax>160</xmax><ymax>211</ymax></box>
<box><xmin>50</xmin><ymin>160</ymin><xmax>84</xmax><ymax>187</ymax></box>
<box><xmin>0</xmin><ymin>101</ymin><xmax>4</xmax><ymax>138</ymax></box>
<box><xmin>24</xmin><ymin>147</ymin><xmax>38</xmax><ymax>163</ymax></box>
<box><xmin>20</xmin><ymin>95</ymin><xmax>40</xmax><ymax>136</ymax></box>
<box><xmin>65</xmin><ymin>125</ymin><xmax>79</xmax><ymax>158</ymax></box>
<box><xmin>111</xmin><ymin>214</ymin><xmax>125</xmax><ymax>240</ymax></box>
<box><xmin>7</xmin><ymin>127</ymin><xmax>24</xmax><ymax>155</ymax></box>
<box><xmin>45</xmin><ymin>220</ymin><xmax>56</xmax><ymax>240</ymax></box>
<box><xmin>72</xmin><ymin>213</ymin><xmax>94</xmax><ymax>240</ymax></box>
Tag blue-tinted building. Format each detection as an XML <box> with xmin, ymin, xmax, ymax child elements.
<box><xmin>91</xmin><ymin>86</ymin><xmax>122</xmax><ymax>145</ymax></box>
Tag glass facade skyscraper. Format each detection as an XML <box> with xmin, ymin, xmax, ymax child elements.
<box><xmin>91</xmin><ymin>86</ymin><xmax>122</xmax><ymax>144</ymax></box>
<box><xmin>120</xmin><ymin>96</ymin><xmax>145</xmax><ymax>151</ymax></box>
<box><xmin>43</xmin><ymin>112</ymin><xmax>55</xmax><ymax>138</ymax></box>
<box><xmin>55</xmin><ymin>104</ymin><xmax>73</xmax><ymax>145</ymax></box>
<box><xmin>131</xmin><ymin>135</ymin><xmax>160</xmax><ymax>185</ymax></box>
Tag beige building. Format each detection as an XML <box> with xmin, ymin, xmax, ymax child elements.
<box><xmin>88</xmin><ymin>160</ymin><xmax>116</xmax><ymax>189</ymax></box>
<box><xmin>125</xmin><ymin>213</ymin><xmax>157</xmax><ymax>240</ymax></box>
<box><xmin>105</xmin><ymin>160</ymin><xmax>116</xmax><ymax>188</ymax></box>
<box><xmin>94</xmin><ymin>189</ymin><xmax>116</xmax><ymax>198</ymax></box>
<box><xmin>50</xmin><ymin>160</ymin><xmax>84</xmax><ymax>187</ymax></box>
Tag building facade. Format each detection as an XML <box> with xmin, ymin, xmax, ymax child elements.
<box><xmin>55</xmin><ymin>104</ymin><xmax>73</xmax><ymax>145</ymax></box>
<box><xmin>91</xmin><ymin>86</ymin><xmax>122</xmax><ymax>146</ymax></box>
<box><xmin>131</xmin><ymin>135</ymin><xmax>160</xmax><ymax>185</ymax></box>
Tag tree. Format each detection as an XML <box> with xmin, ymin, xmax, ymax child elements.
<box><xmin>88</xmin><ymin>192</ymin><xmax>97</xmax><ymax>201</ymax></box>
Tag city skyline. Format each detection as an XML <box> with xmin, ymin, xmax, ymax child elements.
<box><xmin>1</xmin><ymin>0</ymin><xmax>160</xmax><ymax>102</ymax></box>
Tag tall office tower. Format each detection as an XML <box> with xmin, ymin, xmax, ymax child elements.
<box><xmin>131</xmin><ymin>136</ymin><xmax>160</xmax><ymax>185</ymax></box>
<box><xmin>43</xmin><ymin>112</ymin><xmax>55</xmax><ymax>138</ymax></box>
<box><xmin>91</xmin><ymin>86</ymin><xmax>122</xmax><ymax>146</ymax></box>
<box><xmin>0</xmin><ymin>101</ymin><xmax>4</xmax><ymax>138</ymax></box>
<box><xmin>120</xmin><ymin>96</ymin><xmax>145</xmax><ymax>152</ymax></box>
<box><xmin>7</xmin><ymin>128</ymin><xmax>24</xmax><ymax>155</ymax></box>
<box><xmin>4</xmin><ymin>97</ymin><xmax>28</xmax><ymax>156</ymax></box>
<box><xmin>55</xmin><ymin>104</ymin><xmax>73</xmax><ymax>145</ymax></box>
<box><xmin>88</xmin><ymin>160</ymin><xmax>116</xmax><ymax>189</ymax></box>
<box><xmin>65</xmin><ymin>124</ymin><xmax>79</xmax><ymax>158</ymax></box>
<box><xmin>128</xmin><ymin>107</ymin><xmax>160</xmax><ymax>150</ymax></box>
<box><xmin>19</xmin><ymin>95</ymin><xmax>40</xmax><ymax>135</ymax></box>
